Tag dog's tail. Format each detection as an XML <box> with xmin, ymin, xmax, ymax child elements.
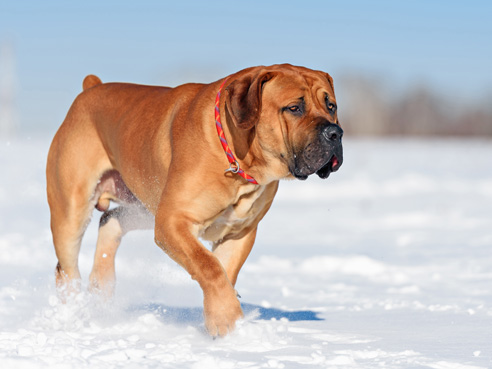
<box><xmin>82</xmin><ymin>74</ymin><xmax>103</xmax><ymax>91</ymax></box>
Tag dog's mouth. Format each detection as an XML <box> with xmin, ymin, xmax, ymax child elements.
<box><xmin>291</xmin><ymin>153</ymin><xmax>342</xmax><ymax>180</ymax></box>
<box><xmin>316</xmin><ymin>154</ymin><xmax>341</xmax><ymax>179</ymax></box>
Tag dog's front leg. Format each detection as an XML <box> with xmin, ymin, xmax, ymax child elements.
<box><xmin>154</xmin><ymin>209</ymin><xmax>243</xmax><ymax>337</ymax></box>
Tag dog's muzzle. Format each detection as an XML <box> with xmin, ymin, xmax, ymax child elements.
<box><xmin>290</xmin><ymin>122</ymin><xmax>343</xmax><ymax>180</ymax></box>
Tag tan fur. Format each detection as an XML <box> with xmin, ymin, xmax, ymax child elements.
<box><xmin>82</xmin><ymin>74</ymin><xmax>102</xmax><ymax>91</ymax></box>
<box><xmin>46</xmin><ymin>64</ymin><xmax>340</xmax><ymax>336</ymax></box>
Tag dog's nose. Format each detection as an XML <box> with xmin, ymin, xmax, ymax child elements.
<box><xmin>322</xmin><ymin>123</ymin><xmax>343</xmax><ymax>142</ymax></box>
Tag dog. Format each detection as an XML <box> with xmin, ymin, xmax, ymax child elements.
<box><xmin>46</xmin><ymin>64</ymin><xmax>343</xmax><ymax>337</ymax></box>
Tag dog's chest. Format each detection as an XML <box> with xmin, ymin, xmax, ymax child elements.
<box><xmin>200</xmin><ymin>185</ymin><xmax>269</xmax><ymax>242</ymax></box>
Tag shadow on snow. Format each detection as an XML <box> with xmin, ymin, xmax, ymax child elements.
<box><xmin>130</xmin><ymin>302</ymin><xmax>323</xmax><ymax>325</ymax></box>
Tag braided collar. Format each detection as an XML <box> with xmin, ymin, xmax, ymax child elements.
<box><xmin>214</xmin><ymin>79</ymin><xmax>259</xmax><ymax>185</ymax></box>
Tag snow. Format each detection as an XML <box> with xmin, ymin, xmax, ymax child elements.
<box><xmin>0</xmin><ymin>137</ymin><xmax>491</xmax><ymax>368</ymax></box>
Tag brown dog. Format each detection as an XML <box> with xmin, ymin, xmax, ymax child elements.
<box><xmin>46</xmin><ymin>64</ymin><xmax>343</xmax><ymax>336</ymax></box>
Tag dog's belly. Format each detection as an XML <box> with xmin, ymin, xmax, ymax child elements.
<box><xmin>93</xmin><ymin>170</ymin><xmax>138</xmax><ymax>211</ymax></box>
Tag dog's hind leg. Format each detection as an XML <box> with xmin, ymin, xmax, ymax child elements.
<box><xmin>47</xmin><ymin>162</ymin><xmax>105</xmax><ymax>297</ymax></box>
<box><xmin>49</xmin><ymin>197</ymin><xmax>94</xmax><ymax>295</ymax></box>
<box><xmin>89</xmin><ymin>202</ymin><xmax>154</xmax><ymax>297</ymax></box>
<box><xmin>47</xmin><ymin>106</ymin><xmax>112</xmax><ymax>297</ymax></box>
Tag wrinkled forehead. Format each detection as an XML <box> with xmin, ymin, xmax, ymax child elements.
<box><xmin>264</xmin><ymin>69</ymin><xmax>336</xmax><ymax>104</ymax></box>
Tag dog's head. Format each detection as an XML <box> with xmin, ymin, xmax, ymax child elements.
<box><xmin>225</xmin><ymin>64</ymin><xmax>343</xmax><ymax>181</ymax></box>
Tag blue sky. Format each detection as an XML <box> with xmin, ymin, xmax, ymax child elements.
<box><xmin>0</xmin><ymin>0</ymin><xmax>491</xmax><ymax>134</ymax></box>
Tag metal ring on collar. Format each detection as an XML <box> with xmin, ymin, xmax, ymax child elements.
<box><xmin>225</xmin><ymin>160</ymin><xmax>240</xmax><ymax>174</ymax></box>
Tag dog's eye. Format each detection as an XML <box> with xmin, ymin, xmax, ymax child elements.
<box><xmin>327</xmin><ymin>103</ymin><xmax>337</xmax><ymax>113</ymax></box>
<box><xmin>284</xmin><ymin>105</ymin><xmax>302</xmax><ymax>115</ymax></box>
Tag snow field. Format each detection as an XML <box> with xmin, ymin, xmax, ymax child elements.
<box><xmin>0</xmin><ymin>137</ymin><xmax>491</xmax><ymax>368</ymax></box>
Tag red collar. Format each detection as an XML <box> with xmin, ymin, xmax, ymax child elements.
<box><xmin>214</xmin><ymin>79</ymin><xmax>259</xmax><ymax>185</ymax></box>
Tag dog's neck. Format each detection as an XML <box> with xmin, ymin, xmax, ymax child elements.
<box><xmin>215</xmin><ymin>80</ymin><xmax>259</xmax><ymax>185</ymax></box>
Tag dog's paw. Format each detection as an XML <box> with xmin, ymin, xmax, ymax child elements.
<box><xmin>203</xmin><ymin>292</ymin><xmax>243</xmax><ymax>337</ymax></box>
<box><xmin>88</xmin><ymin>274</ymin><xmax>115</xmax><ymax>300</ymax></box>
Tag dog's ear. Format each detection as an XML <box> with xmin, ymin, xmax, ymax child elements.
<box><xmin>225</xmin><ymin>70</ymin><xmax>275</xmax><ymax>130</ymax></box>
<box><xmin>325</xmin><ymin>72</ymin><xmax>335</xmax><ymax>92</ymax></box>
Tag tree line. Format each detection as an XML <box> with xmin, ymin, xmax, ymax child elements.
<box><xmin>337</xmin><ymin>75</ymin><xmax>492</xmax><ymax>137</ymax></box>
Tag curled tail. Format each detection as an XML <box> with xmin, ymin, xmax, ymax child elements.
<box><xmin>82</xmin><ymin>74</ymin><xmax>102</xmax><ymax>91</ymax></box>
